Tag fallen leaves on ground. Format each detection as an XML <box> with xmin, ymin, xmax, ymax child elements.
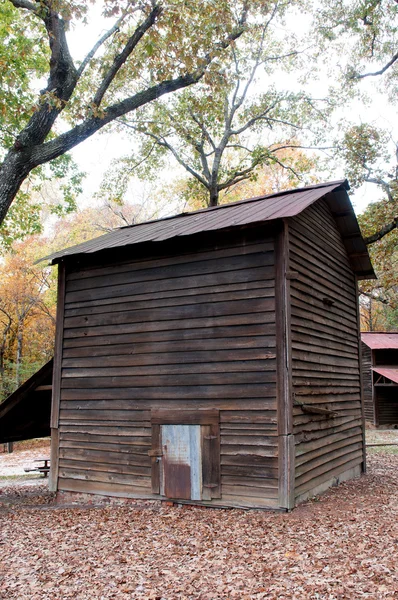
<box><xmin>0</xmin><ymin>454</ymin><xmax>397</xmax><ymax>599</ymax></box>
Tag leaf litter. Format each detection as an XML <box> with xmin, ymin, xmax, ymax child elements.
<box><xmin>0</xmin><ymin>454</ymin><xmax>397</xmax><ymax>599</ymax></box>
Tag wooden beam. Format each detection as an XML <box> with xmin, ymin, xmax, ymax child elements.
<box><xmin>50</xmin><ymin>262</ymin><xmax>66</xmax><ymax>429</ymax></box>
<box><xmin>275</xmin><ymin>221</ymin><xmax>295</xmax><ymax>509</ymax></box>
<box><xmin>49</xmin><ymin>262</ymin><xmax>66</xmax><ymax>492</ymax></box>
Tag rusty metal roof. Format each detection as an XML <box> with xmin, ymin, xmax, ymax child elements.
<box><xmin>361</xmin><ymin>333</ymin><xmax>398</xmax><ymax>350</ymax></box>
<box><xmin>43</xmin><ymin>179</ymin><xmax>375</xmax><ymax>279</ymax></box>
<box><xmin>372</xmin><ymin>367</ymin><xmax>398</xmax><ymax>384</ymax></box>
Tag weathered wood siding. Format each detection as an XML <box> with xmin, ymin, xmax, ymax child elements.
<box><xmin>56</xmin><ymin>229</ymin><xmax>279</xmax><ymax>507</ymax></box>
<box><xmin>288</xmin><ymin>200</ymin><xmax>364</xmax><ymax>502</ymax></box>
<box><xmin>375</xmin><ymin>387</ymin><xmax>398</xmax><ymax>425</ymax></box>
<box><xmin>361</xmin><ymin>342</ymin><xmax>374</xmax><ymax>423</ymax></box>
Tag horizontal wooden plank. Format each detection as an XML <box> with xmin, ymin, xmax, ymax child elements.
<box><xmin>63</xmin><ymin>346</ymin><xmax>275</xmax><ymax>364</ymax></box>
<box><xmin>62</xmin><ymin>359</ymin><xmax>277</xmax><ymax>379</ymax></box>
<box><xmin>60</xmin><ymin>432</ymin><xmax>150</xmax><ymax>445</ymax></box>
<box><xmin>295</xmin><ymin>434</ymin><xmax>363</xmax><ymax>469</ymax></box>
<box><xmin>151</xmin><ymin>408</ymin><xmax>219</xmax><ymax>425</ymax></box>
<box><xmin>220</xmin><ymin>410</ymin><xmax>277</xmax><ymax>424</ymax></box>
<box><xmin>289</xmin><ymin>230</ymin><xmax>354</xmax><ymax>283</ymax></box>
<box><xmin>60</xmin><ymin>383</ymin><xmax>276</xmax><ymax>400</ymax></box>
<box><xmin>58</xmin><ymin>468</ymin><xmax>151</xmax><ymax>490</ymax></box>
<box><xmin>66</xmin><ymin>251</ymin><xmax>274</xmax><ymax>293</ymax></box>
<box><xmin>59</xmin><ymin>440</ymin><xmax>150</xmax><ymax>454</ymax></box>
<box><xmin>291</xmin><ymin>320</ymin><xmax>358</xmax><ymax>349</ymax></box>
<box><xmin>220</xmin><ymin>435</ymin><xmax>277</xmax><ymax>446</ymax></box>
<box><xmin>220</xmin><ymin>424</ymin><xmax>278</xmax><ymax>433</ymax></box>
<box><xmin>63</xmin><ymin>322</ymin><xmax>273</xmax><ymax>349</ymax></box>
<box><xmin>221</xmin><ymin>455</ymin><xmax>278</xmax><ymax>467</ymax></box>
<box><xmin>65</xmin><ymin>279</ymin><xmax>274</xmax><ymax>313</ymax></box>
<box><xmin>64</xmin><ymin>297</ymin><xmax>275</xmax><ymax>330</ymax></box>
<box><xmin>221</xmin><ymin>465</ymin><xmax>278</xmax><ymax>479</ymax></box>
<box><xmin>61</xmin><ymin>372</ymin><xmax>275</xmax><ymax>390</ymax></box>
<box><xmin>59</xmin><ymin>424</ymin><xmax>151</xmax><ymax>436</ymax></box>
<box><xmin>63</xmin><ymin>312</ymin><xmax>273</xmax><ymax>342</ymax></box>
<box><xmin>221</xmin><ymin>484</ymin><xmax>278</xmax><ymax>499</ymax></box>
<box><xmin>59</xmin><ymin>457</ymin><xmax>151</xmax><ymax>476</ymax></box>
<box><xmin>295</xmin><ymin>449</ymin><xmax>363</xmax><ymax>490</ymax></box>
<box><xmin>60</xmin><ymin>397</ymin><xmax>276</xmax><ymax>410</ymax></box>
<box><xmin>221</xmin><ymin>445</ymin><xmax>278</xmax><ymax>457</ymax></box>
<box><xmin>59</xmin><ymin>407</ymin><xmax>150</xmax><ymax>420</ymax></box>
<box><xmin>291</xmin><ymin>330</ymin><xmax>358</xmax><ymax>352</ymax></box>
<box><xmin>59</xmin><ymin>447</ymin><xmax>152</xmax><ymax>467</ymax></box>
<box><xmin>64</xmin><ymin>285</ymin><xmax>274</xmax><ymax>318</ymax></box>
<box><xmin>66</xmin><ymin>240</ymin><xmax>274</xmax><ymax>283</ymax></box>
<box><xmin>57</xmin><ymin>477</ymin><xmax>154</xmax><ymax>497</ymax></box>
<box><xmin>295</xmin><ymin>456</ymin><xmax>362</xmax><ymax>498</ymax></box>
<box><xmin>65</xmin><ymin>265</ymin><xmax>274</xmax><ymax>304</ymax></box>
<box><xmin>221</xmin><ymin>476</ymin><xmax>278</xmax><ymax>489</ymax></box>
<box><xmin>295</xmin><ymin>426</ymin><xmax>362</xmax><ymax>456</ymax></box>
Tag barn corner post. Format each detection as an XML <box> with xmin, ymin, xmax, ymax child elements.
<box><xmin>355</xmin><ymin>275</ymin><xmax>367</xmax><ymax>474</ymax></box>
<box><xmin>275</xmin><ymin>220</ymin><xmax>295</xmax><ymax>510</ymax></box>
<box><xmin>49</xmin><ymin>261</ymin><xmax>66</xmax><ymax>492</ymax></box>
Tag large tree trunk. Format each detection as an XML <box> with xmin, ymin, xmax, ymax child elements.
<box><xmin>0</xmin><ymin>149</ymin><xmax>34</xmax><ymax>223</ymax></box>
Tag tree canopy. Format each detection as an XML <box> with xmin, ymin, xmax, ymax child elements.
<box><xmin>0</xmin><ymin>0</ymin><xmax>261</xmax><ymax>225</ymax></box>
<box><xmin>115</xmin><ymin>1</ymin><xmax>327</xmax><ymax>207</ymax></box>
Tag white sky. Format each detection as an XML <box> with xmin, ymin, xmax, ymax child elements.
<box><xmin>63</xmin><ymin>4</ymin><xmax>397</xmax><ymax>218</ymax></box>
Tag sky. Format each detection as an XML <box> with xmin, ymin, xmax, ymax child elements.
<box><xmin>62</xmin><ymin>2</ymin><xmax>397</xmax><ymax>219</ymax></box>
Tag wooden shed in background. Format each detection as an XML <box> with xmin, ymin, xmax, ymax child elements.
<box><xmin>361</xmin><ymin>332</ymin><xmax>398</xmax><ymax>427</ymax></box>
<box><xmin>0</xmin><ymin>360</ymin><xmax>52</xmax><ymax>444</ymax></box>
<box><xmin>44</xmin><ymin>180</ymin><xmax>374</xmax><ymax>510</ymax></box>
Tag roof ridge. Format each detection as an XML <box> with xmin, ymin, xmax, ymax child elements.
<box><xmin>117</xmin><ymin>179</ymin><xmax>348</xmax><ymax>231</ymax></box>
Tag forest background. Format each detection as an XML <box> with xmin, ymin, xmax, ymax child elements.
<box><xmin>0</xmin><ymin>0</ymin><xmax>397</xmax><ymax>400</ymax></box>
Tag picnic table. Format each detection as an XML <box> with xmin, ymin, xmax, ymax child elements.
<box><xmin>24</xmin><ymin>458</ymin><xmax>50</xmax><ymax>478</ymax></box>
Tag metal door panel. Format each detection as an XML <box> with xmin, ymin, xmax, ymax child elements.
<box><xmin>161</xmin><ymin>424</ymin><xmax>202</xmax><ymax>500</ymax></box>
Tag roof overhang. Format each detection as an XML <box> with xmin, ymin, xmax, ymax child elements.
<box><xmin>372</xmin><ymin>367</ymin><xmax>398</xmax><ymax>385</ymax></box>
<box><xmin>40</xmin><ymin>180</ymin><xmax>375</xmax><ymax>279</ymax></box>
<box><xmin>361</xmin><ymin>333</ymin><xmax>398</xmax><ymax>350</ymax></box>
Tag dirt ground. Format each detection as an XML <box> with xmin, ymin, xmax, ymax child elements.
<box><xmin>0</xmin><ymin>441</ymin><xmax>397</xmax><ymax>599</ymax></box>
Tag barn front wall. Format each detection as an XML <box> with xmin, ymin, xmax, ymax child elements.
<box><xmin>287</xmin><ymin>199</ymin><xmax>365</xmax><ymax>503</ymax></box>
<box><xmin>53</xmin><ymin>227</ymin><xmax>282</xmax><ymax>508</ymax></box>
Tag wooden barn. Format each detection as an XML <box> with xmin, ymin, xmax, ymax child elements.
<box><xmin>361</xmin><ymin>332</ymin><xmax>398</xmax><ymax>427</ymax></box>
<box><xmin>43</xmin><ymin>180</ymin><xmax>374</xmax><ymax>510</ymax></box>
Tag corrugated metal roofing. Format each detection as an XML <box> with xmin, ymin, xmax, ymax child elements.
<box><xmin>361</xmin><ymin>333</ymin><xmax>398</xmax><ymax>350</ymax></box>
<box><xmin>43</xmin><ymin>179</ymin><xmax>375</xmax><ymax>278</ymax></box>
<box><xmin>372</xmin><ymin>367</ymin><xmax>398</xmax><ymax>384</ymax></box>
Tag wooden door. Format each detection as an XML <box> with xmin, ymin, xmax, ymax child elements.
<box><xmin>160</xmin><ymin>424</ymin><xmax>202</xmax><ymax>500</ymax></box>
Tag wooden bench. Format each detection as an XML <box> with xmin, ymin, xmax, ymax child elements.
<box><xmin>24</xmin><ymin>458</ymin><xmax>50</xmax><ymax>478</ymax></box>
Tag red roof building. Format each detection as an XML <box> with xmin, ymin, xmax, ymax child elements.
<box><xmin>361</xmin><ymin>333</ymin><xmax>398</xmax><ymax>426</ymax></box>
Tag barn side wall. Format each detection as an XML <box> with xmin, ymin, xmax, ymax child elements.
<box><xmin>287</xmin><ymin>200</ymin><xmax>364</xmax><ymax>503</ymax></box>
<box><xmin>361</xmin><ymin>342</ymin><xmax>374</xmax><ymax>424</ymax></box>
<box><xmin>55</xmin><ymin>228</ymin><xmax>280</xmax><ymax>508</ymax></box>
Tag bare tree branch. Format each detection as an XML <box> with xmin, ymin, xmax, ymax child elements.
<box><xmin>93</xmin><ymin>5</ymin><xmax>163</xmax><ymax>107</ymax></box>
<box><xmin>77</xmin><ymin>15</ymin><xmax>127</xmax><ymax>78</ymax></box>
<box><xmin>9</xmin><ymin>0</ymin><xmax>38</xmax><ymax>14</ymax></box>
<box><xmin>351</xmin><ymin>51</ymin><xmax>398</xmax><ymax>79</ymax></box>
<box><xmin>364</xmin><ymin>175</ymin><xmax>394</xmax><ymax>202</ymax></box>
<box><xmin>364</xmin><ymin>217</ymin><xmax>398</xmax><ymax>245</ymax></box>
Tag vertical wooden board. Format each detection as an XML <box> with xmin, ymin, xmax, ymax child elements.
<box><xmin>355</xmin><ymin>276</ymin><xmax>366</xmax><ymax>474</ymax></box>
<box><xmin>278</xmin><ymin>434</ymin><xmax>295</xmax><ymax>509</ymax></box>
<box><xmin>51</xmin><ymin>263</ymin><xmax>66</xmax><ymax>429</ymax></box>
<box><xmin>150</xmin><ymin>424</ymin><xmax>160</xmax><ymax>494</ymax></box>
<box><xmin>202</xmin><ymin>423</ymin><xmax>221</xmax><ymax>499</ymax></box>
<box><xmin>49</xmin><ymin>427</ymin><xmax>60</xmax><ymax>492</ymax></box>
<box><xmin>275</xmin><ymin>221</ymin><xmax>292</xmax><ymax>437</ymax></box>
